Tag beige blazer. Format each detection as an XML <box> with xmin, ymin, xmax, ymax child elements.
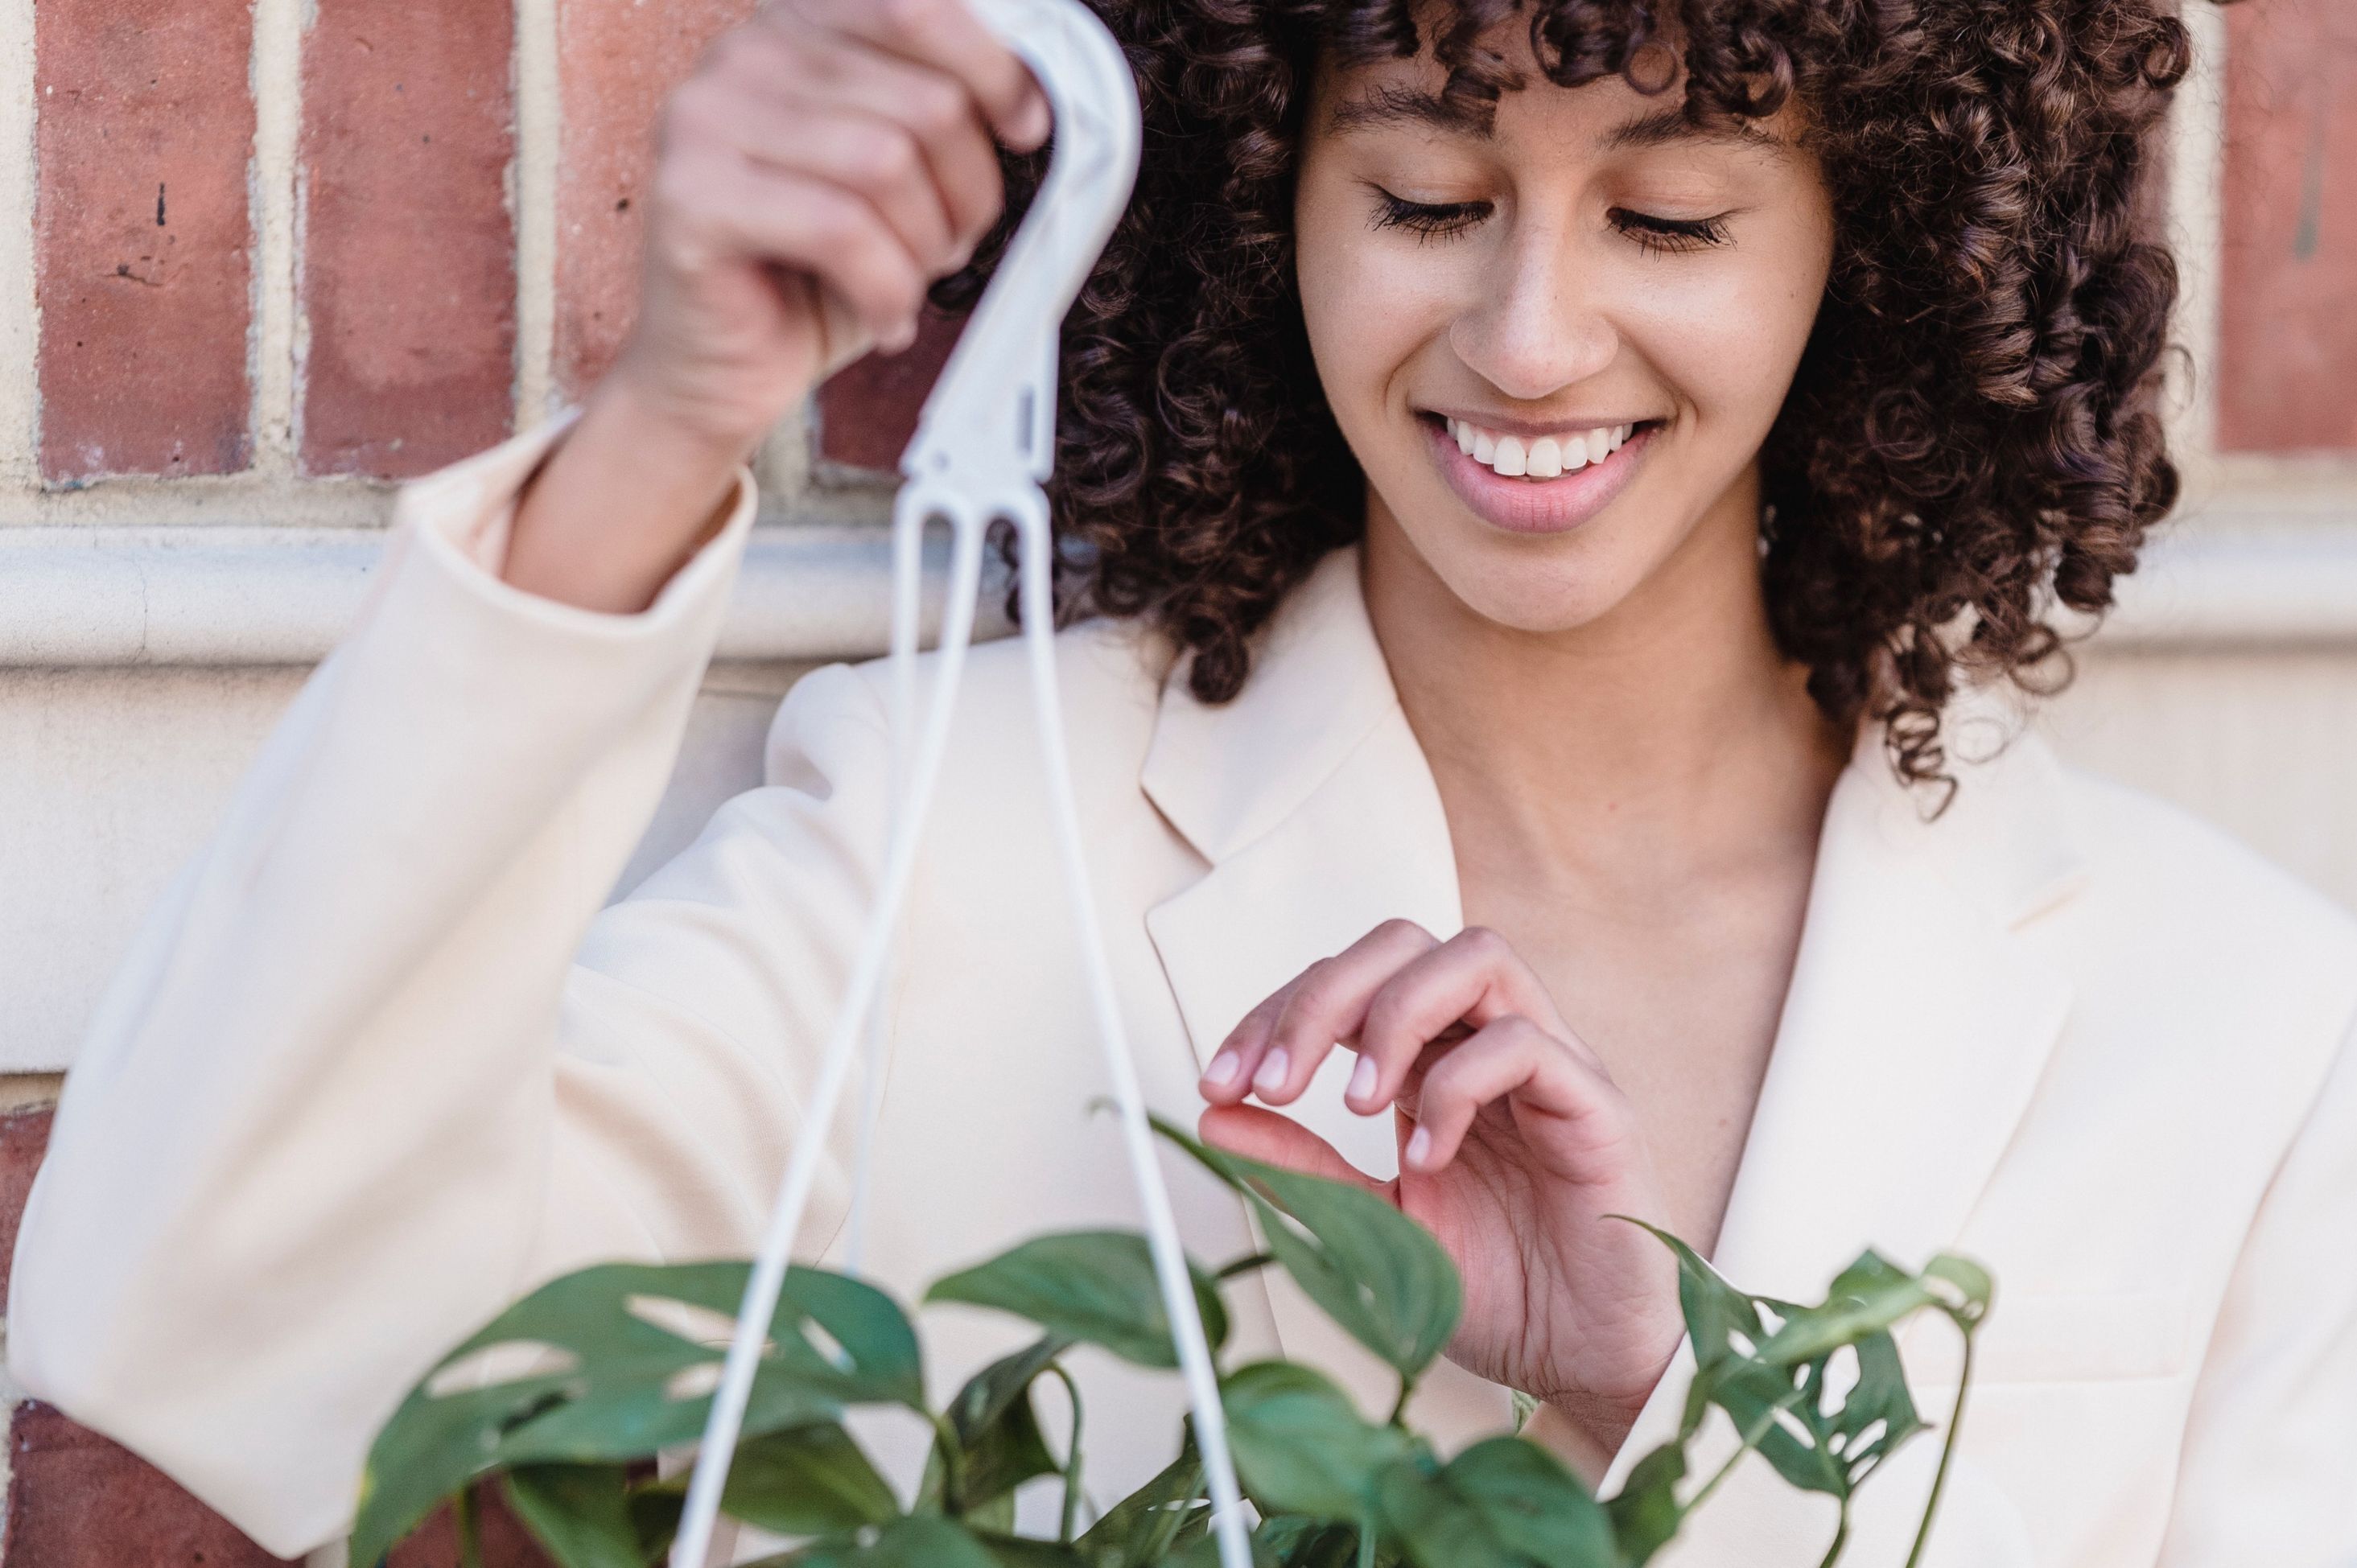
<box><xmin>10</xmin><ymin>418</ymin><xmax>2357</xmax><ymax>1566</ymax></box>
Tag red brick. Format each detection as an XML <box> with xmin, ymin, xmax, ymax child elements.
<box><xmin>554</xmin><ymin>0</ymin><xmax>759</xmax><ymax>401</ymax></box>
<box><xmin>6</xmin><ymin>1403</ymin><xmax>297</xmax><ymax>1567</ymax></box>
<box><xmin>299</xmin><ymin>0</ymin><xmax>517</xmax><ymax>477</ymax></box>
<box><xmin>0</xmin><ymin>1107</ymin><xmax>55</xmax><ymax>1312</ymax></box>
<box><xmin>816</xmin><ymin>307</ymin><xmax>969</xmax><ymax>473</ymax></box>
<box><xmin>32</xmin><ymin>0</ymin><xmax>255</xmax><ymax>481</ymax></box>
<box><xmin>2215</xmin><ymin>0</ymin><xmax>2357</xmax><ymax>453</ymax></box>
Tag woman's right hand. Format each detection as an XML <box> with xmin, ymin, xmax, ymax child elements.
<box><xmin>506</xmin><ymin>0</ymin><xmax>1049</xmax><ymax>613</ymax></box>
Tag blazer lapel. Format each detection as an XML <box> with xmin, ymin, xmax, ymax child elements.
<box><xmin>1139</xmin><ymin>549</ymin><xmax>1508</xmax><ymax>1434</ymax></box>
<box><xmin>1604</xmin><ymin>716</ymin><xmax>2085</xmax><ymax>1558</ymax></box>
<box><xmin>1708</xmin><ymin>714</ymin><xmax>2083</xmax><ymax>1303</ymax></box>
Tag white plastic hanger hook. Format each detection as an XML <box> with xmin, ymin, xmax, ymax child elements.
<box><xmin>669</xmin><ymin>7</ymin><xmax>1254</xmax><ymax>1568</ymax></box>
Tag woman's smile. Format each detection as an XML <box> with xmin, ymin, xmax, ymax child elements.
<box><xmin>1418</xmin><ymin>410</ymin><xmax>1659</xmax><ymax>536</ymax></box>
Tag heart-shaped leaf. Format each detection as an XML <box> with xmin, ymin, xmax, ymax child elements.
<box><xmin>927</xmin><ymin>1232</ymin><xmax>1227</xmax><ymax>1369</ymax></box>
<box><xmin>1218</xmin><ymin>1361</ymin><xmax>1418</xmax><ymax>1522</ymax></box>
<box><xmin>1423</xmin><ymin>1438</ymin><xmax>1614</xmax><ymax>1567</ymax></box>
<box><xmin>921</xmin><ymin>1337</ymin><xmax>1068</xmax><ymax>1517</ymax></box>
<box><xmin>1604</xmin><ymin>1443</ymin><xmax>1688</xmax><ymax>1568</ymax></box>
<box><xmin>1076</xmin><ymin>1442</ymin><xmax>1205</xmax><ymax>1568</ymax></box>
<box><xmin>713</xmin><ymin>1422</ymin><xmax>900</xmax><ymax>1537</ymax></box>
<box><xmin>769</xmin><ymin>1514</ymin><xmax>1004</xmax><ymax>1568</ymax></box>
<box><xmin>501</xmin><ymin>1464</ymin><xmax>646</xmax><ymax>1568</ymax></box>
<box><xmin>1154</xmin><ymin>1117</ymin><xmax>1459</xmax><ymax>1379</ymax></box>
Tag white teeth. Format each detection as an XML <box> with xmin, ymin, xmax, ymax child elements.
<box><xmin>1444</xmin><ymin>415</ymin><xmax>1642</xmax><ymax>478</ymax></box>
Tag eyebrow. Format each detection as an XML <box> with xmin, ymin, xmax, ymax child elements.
<box><xmin>1326</xmin><ymin>86</ymin><xmax>1788</xmax><ymax>161</ymax></box>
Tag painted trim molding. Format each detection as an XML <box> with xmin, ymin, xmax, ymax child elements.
<box><xmin>2</xmin><ymin>516</ymin><xmax>2355</xmax><ymax>669</ymax></box>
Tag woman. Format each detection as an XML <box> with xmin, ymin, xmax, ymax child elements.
<box><xmin>10</xmin><ymin>0</ymin><xmax>2352</xmax><ymax>1562</ymax></box>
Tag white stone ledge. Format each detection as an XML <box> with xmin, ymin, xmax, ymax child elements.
<box><xmin>0</xmin><ymin>525</ymin><xmax>989</xmax><ymax>668</ymax></box>
<box><xmin>0</xmin><ymin>517</ymin><xmax>2354</xmax><ymax>669</ymax></box>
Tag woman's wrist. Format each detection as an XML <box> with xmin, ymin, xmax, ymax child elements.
<box><xmin>505</xmin><ymin>368</ymin><xmax>763</xmax><ymax>615</ymax></box>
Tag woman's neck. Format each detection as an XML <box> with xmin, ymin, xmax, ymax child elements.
<box><xmin>1362</xmin><ymin>484</ymin><xmax>1850</xmax><ymax>904</ymax></box>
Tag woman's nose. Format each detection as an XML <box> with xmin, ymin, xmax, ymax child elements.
<box><xmin>1448</xmin><ymin>229</ymin><xmax>1619</xmax><ymax>403</ymax></box>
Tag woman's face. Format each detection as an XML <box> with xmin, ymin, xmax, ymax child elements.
<box><xmin>1293</xmin><ymin>38</ymin><xmax>1836</xmax><ymax>637</ymax></box>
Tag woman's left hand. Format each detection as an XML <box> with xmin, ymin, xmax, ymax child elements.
<box><xmin>1197</xmin><ymin>920</ymin><xmax>1684</xmax><ymax>1453</ymax></box>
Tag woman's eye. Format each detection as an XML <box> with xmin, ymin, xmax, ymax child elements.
<box><xmin>1609</xmin><ymin>208</ymin><xmax>1733</xmax><ymax>253</ymax></box>
<box><xmin>1371</xmin><ymin>190</ymin><xmax>1490</xmax><ymax>240</ymax></box>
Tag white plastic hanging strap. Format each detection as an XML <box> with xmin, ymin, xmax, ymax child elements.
<box><xmin>668</xmin><ymin>6</ymin><xmax>1254</xmax><ymax>1567</ymax></box>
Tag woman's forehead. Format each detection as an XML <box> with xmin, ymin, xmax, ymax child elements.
<box><xmin>1314</xmin><ymin>47</ymin><xmax>1804</xmax><ymax>167</ymax></box>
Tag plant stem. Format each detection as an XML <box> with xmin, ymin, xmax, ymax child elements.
<box><xmin>1687</xmin><ymin>1385</ymin><xmax>1808</xmax><ymax>1518</ymax></box>
<box><xmin>1387</xmin><ymin>1373</ymin><xmax>1420</xmax><ymax>1427</ymax></box>
<box><xmin>928</xmin><ymin>1410</ymin><xmax>967</xmax><ymax>1513</ymax></box>
<box><xmin>1049</xmin><ymin>1361</ymin><xmax>1086</xmax><ymax>1545</ymax></box>
<box><xmin>1903</xmin><ymin>1328</ymin><xmax>1977</xmax><ymax>1568</ymax></box>
<box><xmin>453</xmin><ymin>1486</ymin><xmax>484</xmax><ymax>1568</ymax></box>
<box><xmin>1216</xmin><ymin>1253</ymin><xmax>1275</xmax><ymax>1281</ymax></box>
<box><xmin>1356</xmin><ymin>1515</ymin><xmax>1378</xmax><ymax>1568</ymax></box>
<box><xmin>1816</xmin><ymin>1501</ymin><xmax>1850</xmax><ymax>1568</ymax></box>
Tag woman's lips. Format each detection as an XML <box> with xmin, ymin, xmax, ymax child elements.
<box><xmin>1423</xmin><ymin>414</ymin><xmax>1657</xmax><ymax>536</ymax></box>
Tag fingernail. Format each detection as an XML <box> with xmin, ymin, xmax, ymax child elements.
<box><xmin>1348</xmin><ymin>1056</ymin><xmax>1378</xmax><ymax>1106</ymax></box>
<box><xmin>1203</xmin><ymin>1052</ymin><xmax>1241</xmax><ymax>1089</ymax></box>
<box><xmin>1405</xmin><ymin>1126</ymin><xmax>1433</xmax><ymax>1170</ymax></box>
<box><xmin>1253</xmin><ymin>1047</ymin><xmax>1290</xmax><ymax>1094</ymax></box>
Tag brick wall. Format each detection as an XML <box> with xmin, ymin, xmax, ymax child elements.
<box><xmin>0</xmin><ymin>2</ymin><xmax>2350</xmax><ymax>1565</ymax></box>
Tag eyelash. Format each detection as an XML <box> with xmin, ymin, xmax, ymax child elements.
<box><xmin>1370</xmin><ymin>191</ymin><xmax>1733</xmax><ymax>253</ymax></box>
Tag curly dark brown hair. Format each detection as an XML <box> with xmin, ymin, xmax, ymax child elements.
<box><xmin>945</xmin><ymin>0</ymin><xmax>2197</xmax><ymax>792</ymax></box>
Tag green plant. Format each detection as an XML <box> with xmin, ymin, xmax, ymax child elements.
<box><xmin>352</xmin><ymin>1117</ymin><xmax>1990</xmax><ymax>1568</ymax></box>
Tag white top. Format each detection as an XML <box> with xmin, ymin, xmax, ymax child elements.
<box><xmin>10</xmin><ymin>417</ymin><xmax>2357</xmax><ymax>1566</ymax></box>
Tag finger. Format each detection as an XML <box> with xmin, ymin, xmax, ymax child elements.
<box><xmin>824</xmin><ymin>0</ymin><xmax>1053</xmax><ymax>151</ymax></box>
<box><xmin>1229</xmin><ymin>921</ymin><xmax>1442</xmax><ymax>1109</ymax></box>
<box><xmin>721</xmin><ymin>28</ymin><xmax>1007</xmax><ymax>258</ymax></box>
<box><xmin>1198</xmin><ymin>979</ymin><xmax>1301</xmax><ymax>1105</ymax></box>
<box><xmin>1354</xmin><ymin>926</ymin><xmax>1589</xmax><ymax>1114</ymax></box>
<box><xmin>661</xmin><ymin>154</ymin><xmax>929</xmax><ymax>351</ymax></box>
<box><xmin>1401</xmin><ymin>1016</ymin><xmax>1634</xmax><ymax>1177</ymax></box>
<box><xmin>1199</xmin><ymin>1105</ymin><xmax>1388</xmax><ymax>1196</ymax></box>
<box><xmin>726</xmin><ymin>102</ymin><xmax>960</xmax><ymax>276</ymax></box>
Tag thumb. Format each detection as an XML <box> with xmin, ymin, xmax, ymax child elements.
<box><xmin>1198</xmin><ymin>1105</ymin><xmax>1389</xmax><ymax>1196</ymax></box>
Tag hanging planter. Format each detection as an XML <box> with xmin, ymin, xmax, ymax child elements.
<box><xmin>349</xmin><ymin>1115</ymin><xmax>1992</xmax><ymax>1568</ymax></box>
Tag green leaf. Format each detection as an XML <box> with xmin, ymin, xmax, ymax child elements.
<box><xmin>1603</xmin><ymin>1443</ymin><xmax>1687</xmax><ymax>1568</ymax></box>
<box><xmin>1076</xmin><ymin>1443</ymin><xmax>1205</xmax><ymax>1568</ymax></box>
<box><xmin>1255</xmin><ymin>1517</ymin><xmax>1365</xmax><ymax>1568</ymax></box>
<box><xmin>501</xmin><ymin>1464</ymin><xmax>647</xmax><ymax>1568</ymax></box>
<box><xmin>721</xmin><ymin>1422</ymin><xmax>900</xmax><ymax>1537</ymax></box>
<box><xmin>354</xmin><ymin>1261</ymin><xmax>921</xmax><ymax>1566</ymax></box>
<box><xmin>1753</xmin><ymin>1252</ymin><xmax>1940</xmax><ymax>1367</ymax></box>
<box><xmin>923</xmin><ymin>1336</ymin><xmax>1068</xmax><ymax>1517</ymax></box>
<box><xmin>1164</xmin><ymin>1525</ymin><xmax>1283</xmax><ymax>1568</ymax></box>
<box><xmin>1218</xmin><ymin>1361</ymin><xmax>1417</xmax><ymax>1521</ymax></box>
<box><xmin>1924</xmin><ymin>1254</ymin><xmax>1996</xmax><ymax>1327</ymax></box>
<box><xmin>976</xmin><ymin>1533</ymin><xmax>1094</xmax><ymax>1568</ymax></box>
<box><xmin>1154</xmin><ymin>1117</ymin><xmax>1460</xmax><ymax>1379</ymax></box>
<box><xmin>1374</xmin><ymin>1438</ymin><xmax>1617</xmax><ymax>1568</ymax></box>
<box><xmin>927</xmin><ymin>1232</ymin><xmax>1228</xmax><ymax>1369</ymax></box>
<box><xmin>783</xmin><ymin>1515</ymin><xmax>1005</xmax><ymax>1568</ymax></box>
<box><xmin>1432</xmin><ymin>1438</ymin><xmax>1614</xmax><ymax>1566</ymax></box>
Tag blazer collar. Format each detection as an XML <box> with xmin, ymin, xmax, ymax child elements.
<box><xmin>1139</xmin><ymin>545</ymin><xmax>2085</xmax><ymax>1406</ymax></box>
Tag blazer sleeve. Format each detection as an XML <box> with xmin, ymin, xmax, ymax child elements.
<box><xmin>2156</xmin><ymin>1005</ymin><xmax>2357</xmax><ymax>1567</ymax></box>
<box><xmin>5</xmin><ymin>418</ymin><xmax>897</xmax><ymax>1559</ymax></box>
